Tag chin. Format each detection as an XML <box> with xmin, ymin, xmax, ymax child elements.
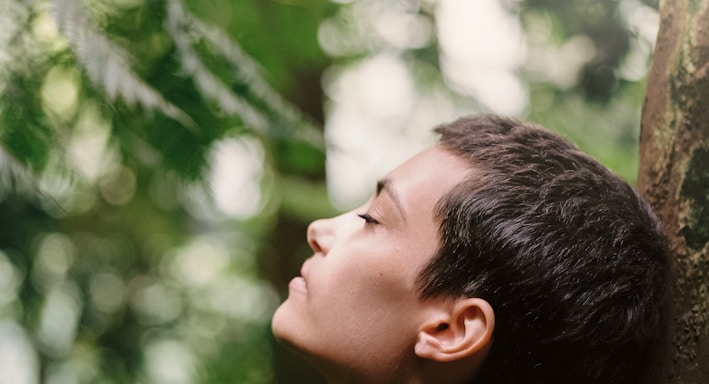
<box><xmin>272</xmin><ymin>304</ymin><xmax>325</xmax><ymax>361</ymax></box>
<box><xmin>271</xmin><ymin>302</ymin><xmax>290</xmax><ymax>340</ymax></box>
<box><xmin>272</xmin><ymin>301</ymin><xmax>306</xmax><ymax>348</ymax></box>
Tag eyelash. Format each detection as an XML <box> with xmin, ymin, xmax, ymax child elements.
<box><xmin>357</xmin><ymin>213</ymin><xmax>378</xmax><ymax>225</ymax></box>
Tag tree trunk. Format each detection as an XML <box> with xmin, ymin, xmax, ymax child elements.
<box><xmin>638</xmin><ymin>0</ymin><xmax>709</xmax><ymax>383</ymax></box>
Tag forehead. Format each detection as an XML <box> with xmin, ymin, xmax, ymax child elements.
<box><xmin>384</xmin><ymin>146</ymin><xmax>471</xmax><ymax>218</ymax></box>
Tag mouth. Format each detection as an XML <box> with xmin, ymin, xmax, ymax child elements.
<box><xmin>288</xmin><ymin>261</ymin><xmax>310</xmax><ymax>293</ymax></box>
<box><xmin>288</xmin><ymin>276</ymin><xmax>307</xmax><ymax>293</ymax></box>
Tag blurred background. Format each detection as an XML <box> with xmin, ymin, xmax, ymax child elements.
<box><xmin>0</xmin><ymin>0</ymin><xmax>658</xmax><ymax>382</ymax></box>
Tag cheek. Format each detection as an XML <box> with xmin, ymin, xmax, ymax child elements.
<box><xmin>307</xmin><ymin>265</ymin><xmax>421</xmax><ymax>352</ymax></box>
<box><xmin>321</xmin><ymin>254</ymin><xmax>418</xmax><ymax>315</ymax></box>
<box><xmin>272</xmin><ymin>242</ymin><xmax>435</xmax><ymax>367</ymax></box>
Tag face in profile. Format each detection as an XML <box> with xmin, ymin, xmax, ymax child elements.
<box><xmin>271</xmin><ymin>147</ymin><xmax>491</xmax><ymax>383</ymax></box>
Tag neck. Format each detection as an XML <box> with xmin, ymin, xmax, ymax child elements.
<box><xmin>320</xmin><ymin>359</ymin><xmax>473</xmax><ymax>384</ymax></box>
<box><xmin>319</xmin><ymin>357</ymin><xmax>418</xmax><ymax>384</ymax></box>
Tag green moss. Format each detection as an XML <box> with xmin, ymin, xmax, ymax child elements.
<box><xmin>680</xmin><ymin>147</ymin><xmax>709</xmax><ymax>250</ymax></box>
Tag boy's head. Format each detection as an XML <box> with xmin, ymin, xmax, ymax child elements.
<box><xmin>272</xmin><ymin>115</ymin><xmax>668</xmax><ymax>384</ymax></box>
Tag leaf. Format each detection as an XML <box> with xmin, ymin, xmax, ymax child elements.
<box><xmin>164</xmin><ymin>0</ymin><xmax>323</xmax><ymax>148</ymax></box>
<box><xmin>52</xmin><ymin>0</ymin><xmax>197</xmax><ymax>129</ymax></box>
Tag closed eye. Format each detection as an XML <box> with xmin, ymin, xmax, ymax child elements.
<box><xmin>357</xmin><ymin>213</ymin><xmax>379</xmax><ymax>224</ymax></box>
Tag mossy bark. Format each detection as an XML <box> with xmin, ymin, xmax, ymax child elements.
<box><xmin>638</xmin><ymin>0</ymin><xmax>709</xmax><ymax>383</ymax></box>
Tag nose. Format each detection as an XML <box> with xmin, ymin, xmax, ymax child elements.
<box><xmin>307</xmin><ymin>217</ymin><xmax>335</xmax><ymax>256</ymax></box>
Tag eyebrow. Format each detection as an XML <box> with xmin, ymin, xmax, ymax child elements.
<box><xmin>376</xmin><ymin>178</ymin><xmax>406</xmax><ymax>221</ymax></box>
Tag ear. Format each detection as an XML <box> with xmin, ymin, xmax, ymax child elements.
<box><xmin>414</xmin><ymin>298</ymin><xmax>494</xmax><ymax>363</ymax></box>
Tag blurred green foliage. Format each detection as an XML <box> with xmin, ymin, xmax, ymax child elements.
<box><xmin>0</xmin><ymin>0</ymin><xmax>656</xmax><ymax>383</ymax></box>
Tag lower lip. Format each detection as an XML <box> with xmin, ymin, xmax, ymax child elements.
<box><xmin>289</xmin><ymin>276</ymin><xmax>307</xmax><ymax>293</ymax></box>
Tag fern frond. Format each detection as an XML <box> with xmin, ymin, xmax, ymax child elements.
<box><xmin>165</xmin><ymin>0</ymin><xmax>267</xmax><ymax>130</ymax></box>
<box><xmin>51</xmin><ymin>0</ymin><xmax>197</xmax><ymax>130</ymax></box>
<box><xmin>164</xmin><ymin>0</ymin><xmax>323</xmax><ymax>148</ymax></box>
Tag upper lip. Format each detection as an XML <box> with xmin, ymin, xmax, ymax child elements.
<box><xmin>299</xmin><ymin>259</ymin><xmax>312</xmax><ymax>282</ymax></box>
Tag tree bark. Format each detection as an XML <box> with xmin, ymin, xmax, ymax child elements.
<box><xmin>638</xmin><ymin>0</ymin><xmax>709</xmax><ymax>383</ymax></box>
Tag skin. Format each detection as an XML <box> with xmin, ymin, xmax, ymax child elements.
<box><xmin>271</xmin><ymin>146</ymin><xmax>488</xmax><ymax>383</ymax></box>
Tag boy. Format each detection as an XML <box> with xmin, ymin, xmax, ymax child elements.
<box><xmin>272</xmin><ymin>115</ymin><xmax>668</xmax><ymax>384</ymax></box>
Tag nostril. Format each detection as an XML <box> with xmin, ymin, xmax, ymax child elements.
<box><xmin>307</xmin><ymin>221</ymin><xmax>322</xmax><ymax>254</ymax></box>
<box><xmin>306</xmin><ymin>218</ymin><xmax>331</xmax><ymax>256</ymax></box>
<box><xmin>308</xmin><ymin>235</ymin><xmax>323</xmax><ymax>254</ymax></box>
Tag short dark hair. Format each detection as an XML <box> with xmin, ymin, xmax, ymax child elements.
<box><xmin>416</xmin><ymin>115</ymin><xmax>668</xmax><ymax>384</ymax></box>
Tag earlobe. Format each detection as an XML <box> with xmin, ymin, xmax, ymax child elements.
<box><xmin>415</xmin><ymin>298</ymin><xmax>495</xmax><ymax>363</ymax></box>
